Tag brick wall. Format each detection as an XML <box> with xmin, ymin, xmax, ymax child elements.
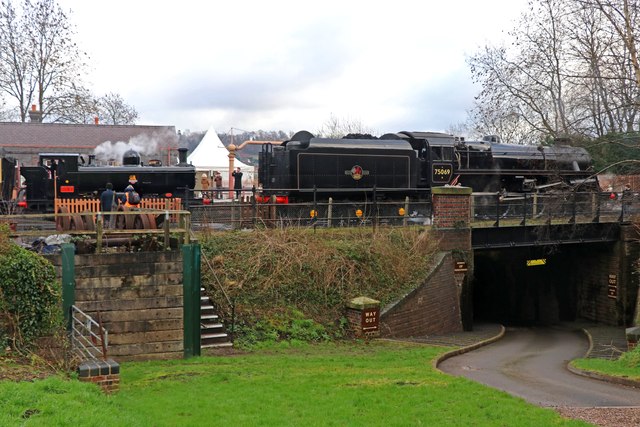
<box><xmin>48</xmin><ymin>251</ymin><xmax>184</xmax><ymax>361</ymax></box>
<box><xmin>431</xmin><ymin>186</ymin><xmax>473</xmax><ymax>228</ymax></box>
<box><xmin>574</xmin><ymin>243</ymin><xmax>623</xmax><ymax>325</ymax></box>
<box><xmin>78</xmin><ymin>359</ymin><xmax>120</xmax><ymax>394</ymax></box>
<box><xmin>621</xmin><ymin>226</ymin><xmax>640</xmax><ymax>326</ymax></box>
<box><xmin>574</xmin><ymin>225</ymin><xmax>640</xmax><ymax>326</ymax></box>
<box><xmin>380</xmin><ymin>252</ymin><xmax>463</xmax><ymax>337</ymax></box>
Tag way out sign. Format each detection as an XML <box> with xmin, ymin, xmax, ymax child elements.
<box><xmin>361</xmin><ymin>307</ymin><xmax>379</xmax><ymax>332</ymax></box>
<box><xmin>608</xmin><ymin>274</ymin><xmax>618</xmax><ymax>299</ymax></box>
<box><xmin>526</xmin><ymin>258</ymin><xmax>546</xmax><ymax>267</ymax></box>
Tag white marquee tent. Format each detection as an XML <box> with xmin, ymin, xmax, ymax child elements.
<box><xmin>187</xmin><ymin>126</ymin><xmax>255</xmax><ymax>191</ymax></box>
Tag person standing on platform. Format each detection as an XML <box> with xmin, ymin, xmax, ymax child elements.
<box><xmin>232</xmin><ymin>167</ymin><xmax>243</xmax><ymax>200</ymax></box>
<box><xmin>214</xmin><ymin>171</ymin><xmax>223</xmax><ymax>199</ymax></box>
<box><xmin>200</xmin><ymin>173</ymin><xmax>211</xmax><ymax>199</ymax></box>
<box><xmin>100</xmin><ymin>182</ymin><xmax>116</xmax><ymax>228</ymax></box>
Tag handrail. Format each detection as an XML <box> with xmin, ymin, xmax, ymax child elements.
<box><xmin>70</xmin><ymin>305</ymin><xmax>108</xmax><ymax>360</ymax></box>
<box><xmin>201</xmin><ymin>250</ymin><xmax>235</xmax><ymax>341</ymax></box>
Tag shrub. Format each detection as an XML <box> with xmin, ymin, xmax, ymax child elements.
<box><xmin>618</xmin><ymin>345</ymin><xmax>640</xmax><ymax>368</ymax></box>
<box><xmin>0</xmin><ymin>226</ymin><xmax>61</xmax><ymax>351</ymax></box>
<box><xmin>234</xmin><ymin>309</ymin><xmax>330</xmax><ymax>349</ymax></box>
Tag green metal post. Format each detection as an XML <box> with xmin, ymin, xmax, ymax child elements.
<box><xmin>61</xmin><ymin>243</ymin><xmax>75</xmax><ymax>331</ymax></box>
<box><xmin>182</xmin><ymin>243</ymin><xmax>201</xmax><ymax>358</ymax></box>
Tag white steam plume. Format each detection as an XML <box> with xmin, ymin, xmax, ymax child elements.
<box><xmin>93</xmin><ymin>129</ymin><xmax>179</xmax><ymax>164</ymax></box>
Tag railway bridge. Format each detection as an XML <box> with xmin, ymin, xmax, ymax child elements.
<box><xmin>2</xmin><ymin>186</ymin><xmax>638</xmax><ymax>360</ymax></box>
<box><xmin>430</xmin><ymin>186</ymin><xmax>639</xmax><ymax>333</ymax></box>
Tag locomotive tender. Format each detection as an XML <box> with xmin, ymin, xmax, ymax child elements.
<box><xmin>18</xmin><ymin>147</ymin><xmax>195</xmax><ymax>213</ymax></box>
<box><xmin>258</xmin><ymin>130</ymin><xmax>595</xmax><ymax>202</ymax></box>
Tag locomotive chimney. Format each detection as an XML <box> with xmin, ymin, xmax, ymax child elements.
<box><xmin>177</xmin><ymin>147</ymin><xmax>188</xmax><ymax>166</ymax></box>
<box><xmin>28</xmin><ymin>104</ymin><xmax>43</xmax><ymax>123</ymax></box>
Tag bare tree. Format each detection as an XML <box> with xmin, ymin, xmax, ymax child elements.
<box><xmin>48</xmin><ymin>84</ymin><xmax>98</xmax><ymax>124</ymax></box>
<box><xmin>590</xmin><ymin>0</ymin><xmax>640</xmax><ymax>91</ymax></box>
<box><xmin>468</xmin><ymin>0</ymin><xmax>640</xmax><ymax>141</ymax></box>
<box><xmin>24</xmin><ymin>0</ymin><xmax>88</xmax><ymax>119</ymax></box>
<box><xmin>468</xmin><ymin>0</ymin><xmax>576</xmax><ymax>143</ymax></box>
<box><xmin>0</xmin><ymin>96</ymin><xmax>13</xmax><ymax>121</ymax></box>
<box><xmin>97</xmin><ymin>92</ymin><xmax>138</xmax><ymax>125</ymax></box>
<box><xmin>316</xmin><ymin>113</ymin><xmax>374</xmax><ymax>138</ymax></box>
<box><xmin>0</xmin><ymin>0</ymin><xmax>139</xmax><ymax>123</ymax></box>
<box><xmin>0</xmin><ymin>0</ymin><xmax>36</xmax><ymax>122</ymax></box>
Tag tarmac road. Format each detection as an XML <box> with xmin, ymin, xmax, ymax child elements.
<box><xmin>438</xmin><ymin>326</ymin><xmax>640</xmax><ymax>407</ymax></box>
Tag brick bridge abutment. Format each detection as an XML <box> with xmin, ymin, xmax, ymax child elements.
<box><xmin>386</xmin><ymin>186</ymin><xmax>640</xmax><ymax>334</ymax></box>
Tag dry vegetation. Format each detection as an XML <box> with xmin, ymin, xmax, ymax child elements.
<box><xmin>200</xmin><ymin>227</ymin><xmax>438</xmax><ymax>336</ymax></box>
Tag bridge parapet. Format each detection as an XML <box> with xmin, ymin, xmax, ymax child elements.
<box><xmin>432</xmin><ymin>186</ymin><xmax>473</xmax><ymax>229</ymax></box>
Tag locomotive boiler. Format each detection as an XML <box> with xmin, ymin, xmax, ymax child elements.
<box><xmin>258</xmin><ymin>130</ymin><xmax>595</xmax><ymax>202</ymax></box>
<box><xmin>19</xmin><ymin>147</ymin><xmax>195</xmax><ymax>213</ymax></box>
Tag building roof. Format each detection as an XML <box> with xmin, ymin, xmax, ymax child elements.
<box><xmin>0</xmin><ymin>121</ymin><xmax>176</xmax><ymax>151</ymax></box>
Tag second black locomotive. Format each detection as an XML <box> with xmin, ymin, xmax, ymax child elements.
<box><xmin>258</xmin><ymin>130</ymin><xmax>595</xmax><ymax>202</ymax></box>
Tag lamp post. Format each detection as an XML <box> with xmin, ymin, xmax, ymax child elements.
<box><xmin>228</xmin><ymin>143</ymin><xmax>236</xmax><ymax>200</ymax></box>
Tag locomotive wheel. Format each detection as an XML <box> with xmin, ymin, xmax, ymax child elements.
<box><xmin>115</xmin><ymin>206</ymin><xmax>127</xmax><ymax>229</ymax></box>
<box><xmin>124</xmin><ymin>209</ymin><xmax>136</xmax><ymax>230</ymax></box>
<box><xmin>82</xmin><ymin>213</ymin><xmax>95</xmax><ymax>231</ymax></box>
<box><xmin>56</xmin><ymin>206</ymin><xmax>71</xmax><ymax>231</ymax></box>
<box><xmin>145</xmin><ymin>213</ymin><xmax>157</xmax><ymax>229</ymax></box>
<box><xmin>133</xmin><ymin>214</ymin><xmax>145</xmax><ymax>229</ymax></box>
<box><xmin>69</xmin><ymin>215</ymin><xmax>85</xmax><ymax>231</ymax></box>
<box><xmin>139</xmin><ymin>214</ymin><xmax>155</xmax><ymax>230</ymax></box>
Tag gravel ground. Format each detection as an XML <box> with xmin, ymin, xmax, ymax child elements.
<box><xmin>555</xmin><ymin>407</ymin><xmax>640</xmax><ymax>427</ymax></box>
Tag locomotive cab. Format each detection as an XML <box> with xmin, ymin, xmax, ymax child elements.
<box><xmin>19</xmin><ymin>153</ymin><xmax>81</xmax><ymax>211</ymax></box>
<box><xmin>396</xmin><ymin>131</ymin><xmax>456</xmax><ymax>188</ymax></box>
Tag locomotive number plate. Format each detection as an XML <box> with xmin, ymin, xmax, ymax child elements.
<box><xmin>431</xmin><ymin>163</ymin><xmax>453</xmax><ymax>184</ymax></box>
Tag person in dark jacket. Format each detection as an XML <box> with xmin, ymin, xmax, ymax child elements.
<box><xmin>214</xmin><ymin>171</ymin><xmax>223</xmax><ymax>199</ymax></box>
<box><xmin>232</xmin><ymin>167</ymin><xmax>243</xmax><ymax>200</ymax></box>
<box><xmin>99</xmin><ymin>182</ymin><xmax>116</xmax><ymax>227</ymax></box>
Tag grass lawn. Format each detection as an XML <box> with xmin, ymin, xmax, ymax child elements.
<box><xmin>1</xmin><ymin>341</ymin><xmax>588</xmax><ymax>426</ymax></box>
<box><xmin>571</xmin><ymin>357</ymin><xmax>640</xmax><ymax>382</ymax></box>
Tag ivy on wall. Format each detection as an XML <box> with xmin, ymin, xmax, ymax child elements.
<box><xmin>0</xmin><ymin>224</ymin><xmax>61</xmax><ymax>351</ymax></box>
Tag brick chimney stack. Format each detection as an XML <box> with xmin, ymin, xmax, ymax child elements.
<box><xmin>28</xmin><ymin>104</ymin><xmax>42</xmax><ymax>123</ymax></box>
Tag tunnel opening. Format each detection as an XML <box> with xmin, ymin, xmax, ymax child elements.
<box><xmin>472</xmin><ymin>242</ymin><xmax>617</xmax><ymax>326</ymax></box>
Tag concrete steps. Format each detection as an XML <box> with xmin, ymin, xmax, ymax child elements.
<box><xmin>200</xmin><ymin>288</ymin><xmax>233</xmax><ymax>349</ymax></box>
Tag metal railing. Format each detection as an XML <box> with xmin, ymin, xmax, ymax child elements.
<box><xmin>7</xmin><ymin>190</ymin><xmax>632</xmax><ymax>236</ymax></box>
<box><xmin>186</xmin><ymin>186</ymin><xmax>433</xmax><ymax>231</ymax></box>
<box><xmin>70</xmin><ymin>305</ymin><xmax>108</xmax><ymax>360</ymax></box>
<box><xmin>470</xmin><ymin>191</ymin><xmax>639</xmax><ymax>227</ymax></box>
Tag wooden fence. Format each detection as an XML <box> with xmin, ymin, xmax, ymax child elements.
<box><xmin>55</xmin><ymin>197</ymin><xmax>182</xmax><ymax>214</ymax></box>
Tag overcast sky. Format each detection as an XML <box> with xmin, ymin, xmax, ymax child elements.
<box><xmin>58</xmin><ymin>0</ymin><xmax>526</xmax><ymax>135</ymax></box>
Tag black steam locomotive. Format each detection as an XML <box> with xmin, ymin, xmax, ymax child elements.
<box><xmin>18</xmin><ymin>147</ymin><xmax>195</xmax><ymax>212</ymax></box>
<box><xmin>258</xmin><ymin>130</ymin><xmax>595</xmax><ymax>202</ymax></box>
